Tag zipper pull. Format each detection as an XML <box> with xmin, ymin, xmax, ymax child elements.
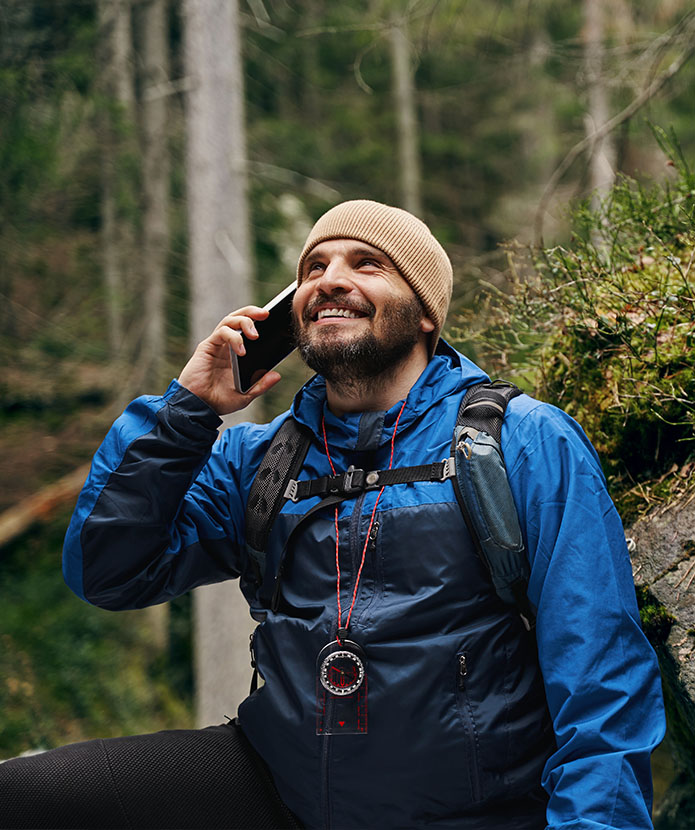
<box><xmin>456</xmin><ymin>440</ymin><xmax>473</xmax><ymax>460</ymax></box>
<box><xmin>369</xmin><ymin>520</ymin><xmax>380</xmax><ymax>549</ymax></box>
<box><xmin>458</xmin><ymin>654</ymin><xmax>468</xmax><ymax>690</ymax></box>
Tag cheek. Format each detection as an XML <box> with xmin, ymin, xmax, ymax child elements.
<box><xmin>292</xmin><ymin>286</ymin><xmax>311</xmax><ymax>321</ymax></box>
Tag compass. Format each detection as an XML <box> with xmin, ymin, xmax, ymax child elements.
<box><xmin>317</xmin><ymin>640</ymin><xmax>366</xmax><ymax>696</ymax></box>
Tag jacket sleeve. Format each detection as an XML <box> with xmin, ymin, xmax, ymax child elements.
<box><xmin>503</xmin><ymin>399</ymin><xmax>666</xmax><ymax>830</ymax></box>
<box><xmin>63</xmin><ymin>380</ymin><xmax>250</xmax><ymax>610</ymax></box>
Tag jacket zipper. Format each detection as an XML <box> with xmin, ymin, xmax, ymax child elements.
<box><xmin>456</xmin><ymin>653</ymin><xmax>483</xmax><ymax>803</ymax></box>
<box><xmin>320</xmin><ymin>694</ymin><xmax>334</xmax><ymax>830</ymax></box>
<box><xmin>321</xmin><ymin>492</ymin><xmax>369</xmax><ymax>829</ymax></box>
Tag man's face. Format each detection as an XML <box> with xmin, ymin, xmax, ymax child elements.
<box><xmin>292</xmin><ymin>239</ymin><xmax>433</xmax><ymax>386</ymax></box>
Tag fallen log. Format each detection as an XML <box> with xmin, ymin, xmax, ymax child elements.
<box><xmin>0</xmin><ymin>464</ymin><xmax>91</xmax><ymax>549</ymax></box>
<box><xmin>628</xmin><ymin>487</ymin><xmax>695</xmax><ymax>830</ymax></box>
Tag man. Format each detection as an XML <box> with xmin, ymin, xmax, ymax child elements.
<box><xmin>2</xmin><ymin>201</ymin><xmax>664</xmax><ymax>829</ymax></box>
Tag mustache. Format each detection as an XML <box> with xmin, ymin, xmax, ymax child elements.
<box><xmin>301</xmin><ymin>293</ymin><xmax>375</xmax><ymax>324</ymax></box>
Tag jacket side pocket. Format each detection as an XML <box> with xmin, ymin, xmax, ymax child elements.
<box><xmin>454</xmin><ymin>652</ymin><xmax>484</xmax><ymax>804</ymax></box>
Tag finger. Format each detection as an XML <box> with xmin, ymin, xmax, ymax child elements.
<box><xmin>211</xmin><ymin>311</ymin><xmax>268</xmax><ymax>349</ymax></box>
<box><xmin>245</xmin><ymin>370</ymin><xmax>282</xmax><ymax>400</ymax></box>
<box><xmin>209</xmin><ymin>325</ymin><xmax>246</xmax><ymax>356</ymax></box>
<box><xmin>217</xmin><ymin>306</ymin><xmax>269</xmax><ymax>328</ymax></box>
<box><xmin>237</xmin><ymin>315</ymin><xmax>260</xmax><ymax>341</ymax></box>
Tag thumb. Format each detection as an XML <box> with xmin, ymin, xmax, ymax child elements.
<box><xmin>244</xmin><ymin>370</ymin><xmax>282</xmax><ymax>402</ymax></box>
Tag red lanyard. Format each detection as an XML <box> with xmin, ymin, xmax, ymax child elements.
<box><xmin>321</xmin><ymin>400</ymin><xmax>407</xmax><ymax>644</ymax></box>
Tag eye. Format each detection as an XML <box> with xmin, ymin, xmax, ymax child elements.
<box><xmin>305</xmin><ymin>261</ymin><xmax>325</xmax><ymax>278</ymax></box>
<box><xmin>357</xmin><ymin>258</ymin><xmax>378</xmax><ymax>269</ymax></box>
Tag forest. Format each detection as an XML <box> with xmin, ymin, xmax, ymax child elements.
<box><xmin>1</xmin><ymin>0</ymin><xmax>695</xmax><ymax>826</ymax></box>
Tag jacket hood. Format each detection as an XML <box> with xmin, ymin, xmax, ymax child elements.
<box><xmin>289</xmin><ymin>339</ymin><xmax>489</xmax><ymax>451</ymax></box>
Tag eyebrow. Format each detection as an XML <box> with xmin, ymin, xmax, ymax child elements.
<box><xmin>350</xmin><ymin>246</ymin><xmax>392</xmax><ymax>264</ymax></box>
<box><xmin>303</xmin><ymin>250</ymin><xmax>326</xmax><ymax>268</ymax></box>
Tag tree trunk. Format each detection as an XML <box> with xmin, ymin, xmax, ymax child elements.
<box><xmin>98</xmin><ymin>0</ymin><xmax>137</xmax><ymax>365</ymax></box>
<box><xmin>183</xmin><ymin>0</ymin><xmax>256</xmax><ymax>727</ymax></box>
<box><xmin>390</xmin><ymin>14</ymin><xmax>422</xmax><ymax>217</ymax></box>
<box><xmin>628</xmin><ymin>490</ymin><xmax>695</xmax><ymax>828</ymax></box>
<box><xmin>301</xmin><ymin>0</ymin><xmax>323</xmax><ymax>171</ymax></box>
<box><xmin>139</xmin><ymin>0</ymin><xmax>170</xmax><ymax>392</ymax></box>
<box><xmin>582</xmin><ymin>0</ymin><xmax>616</xmax><ymax>207</ymax></box>
<box><xmin>135</xmin><ymin>0</ymin><xmax>172</xmax><ymax>651</ymax></box>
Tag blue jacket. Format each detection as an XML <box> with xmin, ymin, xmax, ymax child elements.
<box><xmin>63</xmin><ymin>342</ymin><xmax>665</xmax><ymax>829</ymax></box>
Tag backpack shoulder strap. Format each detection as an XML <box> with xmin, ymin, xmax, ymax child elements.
<box><xmin>245</xmin><ymin>416</ymin><xmax>312</xmax><ymax>555</ymax></box>
<box><xmin>451</xmin><ymin>381</ymin><xmax>536</xmax><ymax>630</ymax></box>
<box><xmin>457</xmin><ymin>380</ymin><xmax>520</xmax><ymax>442</ymax></box>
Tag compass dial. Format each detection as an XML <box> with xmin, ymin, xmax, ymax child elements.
<box><xmin>319</xmin><ymin>649</ymin><xmax>365</xmax><ymax>696</ymax></box>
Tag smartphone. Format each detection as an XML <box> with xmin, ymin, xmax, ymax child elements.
<box><xmin>231</xmin><ymin>281</ymin><xmax>297</xmax><ymax>393</ymax></box>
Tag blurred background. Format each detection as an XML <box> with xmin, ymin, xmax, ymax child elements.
<box><xmin>2</xmin><ymin>0</ymin><xmax>695</xmax><ymax>821</ymax></box>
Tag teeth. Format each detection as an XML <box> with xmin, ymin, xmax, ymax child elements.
<box><xmin>317</xmin><ymin>308</ymin><xmax>362</xmax><ymax>320</ymax></box>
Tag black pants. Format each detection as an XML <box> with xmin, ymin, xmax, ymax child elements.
<box><xmin>0</xmin><ymin>721</ymin><xmax>301</xmax><ymax>829</ymax></box>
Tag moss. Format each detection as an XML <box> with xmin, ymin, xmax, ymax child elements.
<box><xmin>453</xmin><ymin>133</ymin><xmax>695</xmax><ymax>518</ymax></box>
<box><xmin>635</xmin><ymin>585</ymin><xmax>676</xmax><ymax>646</ymax></box>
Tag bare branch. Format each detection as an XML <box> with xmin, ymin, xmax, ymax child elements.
<box><xmin>353</xmin><ymin>38</ymin><xmax>380</xmax><ymax>94</ymax></box>
<box><xmin>247</xmin><ymin>160</ymin><xmax>340</xmax><ymax>200</ymax></box>
<box><xmin>297</xmin><ymin>22</ymin><xmax>387</xmax><ymax>38</ymax></box>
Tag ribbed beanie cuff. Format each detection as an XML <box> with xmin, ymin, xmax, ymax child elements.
<box><xmin>296</xmin><ymin>200</ymin><xmax>452</xmax><ymax>355</ymax></box>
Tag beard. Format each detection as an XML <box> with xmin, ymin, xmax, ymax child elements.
<box><xmin>293</xmin><ymin>292</ymin><xmax>425</xmax><ymax>396</ymax></box>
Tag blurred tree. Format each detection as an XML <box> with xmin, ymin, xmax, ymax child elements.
<box><xmin>138</xmin><ymin>0</ymin><xmax>171</xmax><ymax>393</ymax></box>
<box><xmin>97</xmin><ymin>0</ymin><xmax>138</xmax><ymax>366</ymax></box>
<box><xmin>183</xmin><ymin>0</ymin><xmax>257</xmax><ymax>726</ymax></box>
<box><xmin>583</xmin><ymin>0</ymin><xmax>616</xmax><ymax>208</ymax></box>
<box><xmin>136</xmin><ymin>0</ymin><xmax>173</xmax><ymax>652</ymax></box>
<box><xmin>389</xmin><ymin>8</ymin><xmax>422</xmax><ymax>216</ymax></box>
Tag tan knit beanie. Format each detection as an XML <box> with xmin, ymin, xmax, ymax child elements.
<box><xmin>296</xmin><ymin>200</ymin><xmax>453</xmax><ymax>355</ymax></box>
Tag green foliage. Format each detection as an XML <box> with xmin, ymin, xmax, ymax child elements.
<box><xmin>0</xmin><ymin>509</ymin><xmax>192</xmax><ymax>757</ymax></box>
<box><xmin>635</xmin><ymin>585</ymin><xmax>676</xmax><ymax>646</ymax></box>
<box><xmin>454</xmin><ymin>130</ymin><xmax>695</xmax><ymax>520</ymax></box>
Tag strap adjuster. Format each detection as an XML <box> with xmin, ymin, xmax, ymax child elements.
<box><xmin>332</xmin><ymin>465</ymin><xmax>365</xmax><ymax>495</ymax></box>
<box><xmin>284</xmin><ymin>479</ymin><xmax>300</xmax><ymax>502</ymax></box>
<box><xmin>440</xmin><ymin>457</ymin><xmax>456</xmax><ymax>481</ymax></box>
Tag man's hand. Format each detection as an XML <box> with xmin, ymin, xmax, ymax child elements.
<box><xmin>178</xmin><ymin>306</ymin><xmax>282</xmax><ymax>415</ymax></box>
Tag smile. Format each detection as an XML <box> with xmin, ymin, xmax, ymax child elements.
<box><xmin>313</xmin><ymin>307</ymin><xmax>368</xmax><ymax>321</ymax></box>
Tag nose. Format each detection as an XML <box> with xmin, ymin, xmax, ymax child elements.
<box><xmin>315</xmin><ymin>256</ymin><xmax>355</xmax><ymax>294</ymax></box>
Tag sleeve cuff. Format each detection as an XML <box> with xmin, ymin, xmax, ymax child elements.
<box><xmin>161</xmin><ymin>379</ymin><xmax>224</xmax><ymax>438</ymax></box>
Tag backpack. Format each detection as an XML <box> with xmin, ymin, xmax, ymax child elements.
<box><xmin>244</xmin><ymin>381</ymin><xmax>535</xmax><ymax>631</ymax></box>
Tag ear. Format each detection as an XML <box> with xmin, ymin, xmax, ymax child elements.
<box><xmin>419</xmin><ymin>316</ymin><xmax>435</xmax><ymax>333</ymax></box>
